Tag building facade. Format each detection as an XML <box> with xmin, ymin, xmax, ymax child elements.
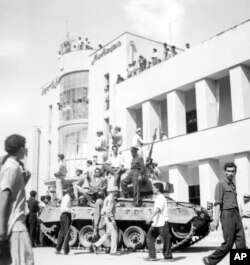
<box><xmin>88</xmin><ymin>21</ymin><xmax>250</xmax><ymax>207</ymax></box>
<box><xmin>37</xmin><ymin>21</ymin><xmax>250</xmax><ymax>207</ymax></box>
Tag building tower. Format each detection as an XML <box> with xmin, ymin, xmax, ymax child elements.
<box><xmin>39</xmin><ymin>34</ymin><xmax>93</xmax><ymax>196</ymax></box>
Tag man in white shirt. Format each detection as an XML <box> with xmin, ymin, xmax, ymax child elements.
<box><xmin>151</xmin><ymin>48</ymin><xmax>158</xmax><ymax>65</ymax></box>
<box><xmin>54</xmin><ymin>154</ymin><xmax>67</xmax><ymax>201</ymax></box>
<box><xmin>109</xmin><ymin>125</ymin><xmax>123</xmax><ymax>148</ymax></box>
<box><xmin>95</xmin><ymin>130</ymin><xmax>107</xmax><ymax>163</ymax></box>
<box><xmin>144</xmin><ymin>182</ymin><xmax>173</xmax><ymax>262</ymax></box>
<box><xmin>55</xmin><ymin>185</ymin><xmax>74</xmax><ymax>255</ymax></box>
<box><xmin>99</xmin><ymin>145</ymin><xmax>125</xmax><ymax>190</ymax></box>
<box><xmin>132</xmin><ymin>128</ymin><xmax>145</xmax><ymax>158</ymax></box>
<box><xmin>0</xmin><ymin>134</ymin><xmax>34</xmax><ymax>265</ymax></box>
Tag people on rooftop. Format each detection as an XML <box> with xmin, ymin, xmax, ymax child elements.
<box><xmin>116</xmin><ymin>74</ymin><xmax>125</xmax><ymax>84</ymax></box>
<box><xmin>151</xmin><ymin>48</ymin><xmax>159</xmax><ymax>65</ymax></box>
<box><xmin>170</xmin><ymin>45</ymin><xmax>177</xmax><ymax>57</ymax></box>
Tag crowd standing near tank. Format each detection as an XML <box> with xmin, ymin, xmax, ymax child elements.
<box><xmin>1</xmin><ymin>132</ymin><xmax>249</xmax><ymax>264</ymax></box>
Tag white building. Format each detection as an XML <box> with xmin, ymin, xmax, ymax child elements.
<box><xmin>37</xmin><ymin>20</ymin><xmax>250</xmax><ymax>207</ymax></box>
<box><xmin>38</xmin><ymin>37</ymin><xmax>92</xmax><ymax>197</ymax></box>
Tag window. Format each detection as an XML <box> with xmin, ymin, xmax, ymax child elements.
<box><xmin>58</xmin><ymin>124</ymin><xmax>88</xmax><ymax>177</ymax></box>
<box><xmin>186</xmin><ymin>110</ymin><xmax>197</xmax><ymax>133</ymax></box>
<box><xmin>189</xmin><ymin>185</ymin><xmax>200</xmax><ymax>205</ymax></box>
<box><xmin>59</xmin><ymin>72</ymin><xmax>89</xmax><ymax>121</ymax></box>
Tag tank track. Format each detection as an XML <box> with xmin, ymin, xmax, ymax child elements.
<box><xmin>40</xmin><ymin>221</ymin><xmax>209</xmax><ymax>251</ymax></box>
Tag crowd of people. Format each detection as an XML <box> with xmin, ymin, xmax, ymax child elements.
<box><xmin>0</xmin><ymin>132</ymin><xmax>250</xmax><ymax>264</ymax></box>
<box><xmin>59</xmin><ymin>35</ymin><xmax>94</xmax><ymax>56</ymax></box>
<box><xmin>117</xmin><ymin>43</ymin><xmax>190</xmax><ymax>84</ymax></box>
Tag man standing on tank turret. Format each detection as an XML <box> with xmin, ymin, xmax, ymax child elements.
<box><xmin>121</xmin><ymin>146</ymin><xmax>145</xmax><ymax>207</ymax></box>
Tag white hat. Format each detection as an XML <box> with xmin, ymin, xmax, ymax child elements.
<box><xmin>107</xmin><ymin>186</ymin><xmax>119</xmax><ymax>192</ymax></box>
<box><xmin>96</xmin><ymin>129</ymin><xmax>103</xmax><ymax>134</ymax></box>
<box><xmin>243</xmin><ymin>193</ymin><xmax>250</xmax><ymax>198</ymax></box>
<box><xmin>136</xmin><ymin>128</ymin><xmax>142</xmax><ymax>132</ymax></box>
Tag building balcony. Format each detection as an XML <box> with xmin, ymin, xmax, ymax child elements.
<box><xmin>121</xmin><ymin>117</ymin><xmax>250</xmax><ymax>168</ymax></box>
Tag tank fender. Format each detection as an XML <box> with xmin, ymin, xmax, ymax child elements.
<box><xmin>168</xmin><ymin>207</ymin><xmax>196</xmax><ymax>224</ymax></box>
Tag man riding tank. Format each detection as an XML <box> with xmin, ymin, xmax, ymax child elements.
<box><xmin>74</xmin><ymin>167</ymin><xmax>107</xmax><ymax>206</ymax></box>
<box><xmin>121</xmin><ymin>146</ymin><xmax>145</xmax><ymax>207</ymax></box>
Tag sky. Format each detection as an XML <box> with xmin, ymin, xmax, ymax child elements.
<box><xmin>0</xmin><ymin>0</ymin><xmax>250</xmax><ymax>154</ymax></box>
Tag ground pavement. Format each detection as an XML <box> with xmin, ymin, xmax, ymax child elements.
<box><xmin>33</xmin><ymin>228</ymin><xmax>250</xmax><ymax>265</ymax></box>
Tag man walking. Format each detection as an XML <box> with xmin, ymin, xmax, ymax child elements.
<box><xmin>121</xmin><ymin>146</ymin><xmax>145</xmax><ymax>206</ymax></box>
<box><xmin>27</xmin><ymin>190</ymin><xmax>40</xmax><ymax>247</ymax></box>
<box><xmin>0</xmin><ymin>134</ymin><xmax>34</xmax><ymax>265</ymax></box>
<box><xmin>55</xmin><ymin>185</ymin><xmax>74</xmax><ymax>255</ymax></box>
<box><xmin>54</xmin><ymin>154</ymin><xmax>67</xmax><ymax>201</ymax></box>
<box><xmin>144</xmin><ymin>182</ymin><xmax>173</xmax><ymax>262</ymax></box>
<box><xmin>203</xmin><ymin>162</ymin><xmax>247</xmax><ymax>265</ymax></box>
<box><xmin>92</xmin><ymin>186</ymin><xmax>119</xmax><ymax>255</ymax></box>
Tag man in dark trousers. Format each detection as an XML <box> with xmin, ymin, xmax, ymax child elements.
<box><xmin>55</xmin><ymin>185</ymin><xmax>74</xmax><ymax>255</ymax></box>
<box><xmin>27</xmin><ymin>190</ymin><xmax>40</xmax><ymax>247</ymax></box>
<box><xmin>121</xmin><ymin>146</ymin><xmax>145</xmax><ymax>206</ymax></box>
<box><xmin>203</xmin><ymin>162</ymin><xmax>247</xmax><ymax>265</ymax></box>
<box><xmin>144</xmin><ymin>182</ymin><xmax>173</xmax><ymax>261</ymax></box>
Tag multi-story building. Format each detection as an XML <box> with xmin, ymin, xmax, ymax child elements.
<box><xmin>88</xmin><ymin>20</ymin><xmax>250</xmax><ymax>207</ymax></box>
<box><xmin>37</xmin><ymin>20</ymin><xmax>250</xmax><ymax>207</ymax></box>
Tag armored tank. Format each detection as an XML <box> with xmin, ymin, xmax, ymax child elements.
<box><xmin>39</xmin><ymin>195</ymin><xmax>211</xmax><ymax>251</ymax></box>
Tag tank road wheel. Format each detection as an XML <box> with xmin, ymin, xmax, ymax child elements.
<box><xmin>69</xmin><ymin>226</ymin><xmax>78</xmax><ymax>247</ymax></box>
<box><xmin>171</xmin><ymin>223</ymin><xmax>192</xmax><ymax>239</ymax></box>
<box><xmin>79</xmin><ymin>225</ymin><xmax>93</xmax><ymax>248</ymax></box>
<box><xmin>100</xmin><ymin>229</ymin><xmax>124</xmax><ymax>248</ymax></box>
<box><xmin>123</xmin><ymin>226</ymin><xmax>145</xmax><ymax>249</ymax></box>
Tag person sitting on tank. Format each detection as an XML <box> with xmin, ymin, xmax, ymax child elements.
<box><xmin>96</xmin><ymin>144</ymin><xmax>126</xmax><ymax>190</ymax></box>
<box><xmin>73</xmin><ymin>167</ymin><xmax>90</xmax><ymax>200</ymax></box>
<box><xmin>72</xmin><ymin>167</ymin><xmax>107</xmax><ymax>205</ymax></box>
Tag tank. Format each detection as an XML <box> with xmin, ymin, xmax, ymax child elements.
<box><xmin>39</xmin><ymin>196</ymin><xmax>211</xmax><ymax>251</ymax></box>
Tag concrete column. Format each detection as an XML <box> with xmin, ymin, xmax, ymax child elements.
<box><xmin>125</xmin><ymin>109</ymin><xmax>137</xmax><ymax>148</ymax></box>
<box><xmin>234</xmin><ymin>152</ymin><xmax>250</xmax><ymax>205</ymax></box>
<box><xmin>169</xmin><ymin>165</ymin><xmax>189</xmax><ymax>201</ymax></box>
<box><xmin>142</xmin><ymin>100</ymin><xmax>160</xmax><ymax>142</ymax></box>
<box><xmin>229</xmin><ymin>65</ymin><xmax>250</xmax><ymax>121</ymax></box>
<box><xmin>198</xmin><ymin>159</ymin><xmax>220</xmax><ymax>208</ymax></box>
<box><xmin>167</xmin><ymin>91</ymin><xmax>186</xmax><ymax>138</ymax></box>
<box><xmin>195</xmin><ymin>79</ymin><xmax>218</xmax><ymax>130</ymax></box>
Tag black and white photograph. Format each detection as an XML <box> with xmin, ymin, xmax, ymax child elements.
<box><xmin>0</xmin><ymin>0</ymin><xmax>250</xmax><ymax>264</ymax></box>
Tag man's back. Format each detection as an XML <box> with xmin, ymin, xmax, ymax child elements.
<box><xmin>27</xmin><ymin>197</ymin><xmax>39</xmax><ymax>223</ymax></box>
<box><xmin>0</xmin><ymin>157</ymin><xmax>26</xmax><ymax>235</ymax></box>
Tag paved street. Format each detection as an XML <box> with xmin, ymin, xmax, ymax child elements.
<box><xmin>33</xmin><ymin>229</ymin><xmax>239</xmax><ymax>265</ymax></box>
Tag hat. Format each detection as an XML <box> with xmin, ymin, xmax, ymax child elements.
<box><xmin>136</xmin><ymin>128</ymin><xmax>142</xmax><ymax>132</ymax></box>
<box><xmin>96</xmin><ymin>129</ymin><xmax>103</xmax><ymax>134</ymax></box>
<box><xmin>107</xmin><ymin>186</ymin><xmax>119</xmax><ymax>192</ymax></box>
<box><xmin>76</xmin><ymin>167</ymin><xmax>83</xmax><ymax>172</ymax></box>
<box><xmin>131</xmin><ymin>146</ymin><xmax>139</xmax><ymax>151</ymax></box>
<box><xmin>243</xmin><ymin>193</ymin><xmax>250</xmax><ymax>198</ymax></box>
